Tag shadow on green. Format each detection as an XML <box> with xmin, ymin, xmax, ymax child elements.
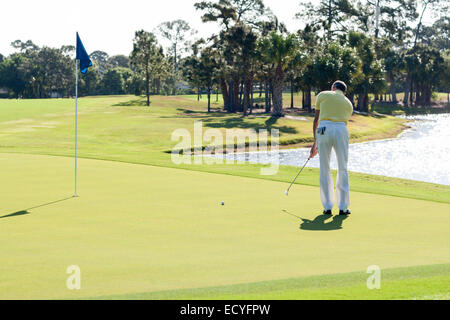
<box><xmin>282</xmin><ymin>210</ymin><xmax>348</xmax><ymax>231</ymax></box>
<box><xmin>0</xmin><ymin>210</ymin><xmax>30</xmax><ymax>219</ymax></box>
<box><xmin>0</xmin><ymin>197</ymin><xmax>74</xmax><ymax>219</ymax></box>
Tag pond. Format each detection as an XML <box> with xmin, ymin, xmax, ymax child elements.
<box><xmin>219</xmin><ymin>113</ymin><xmax>450</xmax><ymax>186</ymax></box>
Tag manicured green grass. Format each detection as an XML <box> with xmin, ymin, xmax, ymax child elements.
<box><xmin>0</xmin><ymin>95</ymin><xmax>449</xmax><ymax>300</ymax></box>
<box><xmin>97</xmin><ymin>264</ymin><xmax>450</xmax><ymax>300</ymax></box>
<box><xmin>0</xmin><ymin>154</ymin><xmax>449</xmax><ymax>300</ymax></box>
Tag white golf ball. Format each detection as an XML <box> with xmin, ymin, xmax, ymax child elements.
<box><xmin>285</xmin><ymin>191</ymin><xmax>289</xmax><ymax>196</ymax></box>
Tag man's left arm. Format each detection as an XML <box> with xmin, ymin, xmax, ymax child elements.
<box><xmin>310</xmin><ymin>110</ymin><xmax>320</xmax><ymax>159</ymax></box>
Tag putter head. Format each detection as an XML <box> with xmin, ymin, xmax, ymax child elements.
<box><xmin>284</xmin><ymin>190</ymin><xmax>289</xmax><ymax>196</ymax></box>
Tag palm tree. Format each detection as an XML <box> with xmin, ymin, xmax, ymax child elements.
<box><xmin>383</xmin><ymin>47</ymin><xmax>404</xmax><ymax>104</ymax></box>
<box><xmin>259</xmin><ymin>32</ymin><xmax>299</xmax><ymax>117</ymax></box>
<box><xmin>286</xmin><ymin>50</ymin><xmax>306</xmax><ymax>109</ymax></box>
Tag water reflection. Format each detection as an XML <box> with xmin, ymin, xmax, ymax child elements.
<box><xmin>218</xmin><ymin>114</ymin><xmax>450</xmax><ymax>186</ymax></box>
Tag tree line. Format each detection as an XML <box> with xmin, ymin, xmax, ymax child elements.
<box><xmin>183</xmin><ymin>0</ymin><xmax>449</xmax><ymax>115</ymax></box>
<box><xmin>0</xmin><ymin>39</ymin><xmax>170</xmax><ymax>99</ymax></box>
<box><xmin>0</xmin><ymin>0</ymin><xmax>449</xmax><ymax>116</ymax></box>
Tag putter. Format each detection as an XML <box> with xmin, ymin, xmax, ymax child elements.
<box><xmin>285</xmin><ymin>157</ymin><xmax>311</xmax><ymax>196</ymax></box>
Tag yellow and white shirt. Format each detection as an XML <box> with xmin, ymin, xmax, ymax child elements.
<box><xmin>315</xmin><ymin>90</ymin><xmax>353</xmax><ymax>124</ymax></box>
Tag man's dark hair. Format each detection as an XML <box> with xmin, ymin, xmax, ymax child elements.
<box><xmin>333</xmin><ymin>81</ymin><xmax>347</xmax><ymax>92</ymax></box>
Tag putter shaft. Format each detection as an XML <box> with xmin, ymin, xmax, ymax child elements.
<box><xmin>286</xmin><ymin>157</ymin><xmax>311</xmax><ymax>193</ymax></box>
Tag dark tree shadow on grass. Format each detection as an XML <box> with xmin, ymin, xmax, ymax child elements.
<box><xmin>282</xmin><ymin>210</ymin><xmax>348</xmax><ymax>231</ymax></box>
<box><xmin>112</xmin><ymin>99</ymin><xmax>148</xmax><ymax>107</ymax></box>
<box><xmin>0</xmin><ymin>197</ymin><xmax>74</xmax><ymax>219</ymax></box>
<box><xmin>158</xmin><ymin>108</ymin><xmax>230</xmax><ymax>119</ymax></box>
<box><xmin>158</xmin><ymin>109</ymin><xmax>300</xmax><ymax>136</ymax></box>
<box><xmin>204</xmin><ymin>116</ymin><xmax>298</xmax><ymax>134</ymax></box>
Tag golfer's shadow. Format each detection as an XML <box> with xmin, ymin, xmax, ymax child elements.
<box><xmin>282</xmin><ymin>210</ymin><xmax>348</xmax><ymax>231</ymax></box>
<box><xmin>0</xmin><ymin>197</ymin><xmax>74</xmax><ymax>219</ymax></box>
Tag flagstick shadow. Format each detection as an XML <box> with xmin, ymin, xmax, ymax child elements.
<box><xmin>0</xmin><ymin>196</ymin><xmax>75</xmax><ymax>219</ymax></box>
<box><xmin>282</xmin><ymin>210</ymin><xmax>348</xmax><ymax>231</ymax></box>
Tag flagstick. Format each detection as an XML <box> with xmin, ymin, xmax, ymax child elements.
<box><xmin>74</xmin><ymin>59</ymin><xmax>79</xmax><ymax>198</ymax></box>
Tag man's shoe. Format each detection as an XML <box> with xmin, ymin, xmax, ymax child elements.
<box><xmin>339</xmin><ymin>210</ymin><xmax>351</xmax><ymax>216</ymax></box>
<box><xmin>323</xmin><ymin>210</ymin><xmax>332</xmax><ymax>215</ymax></box>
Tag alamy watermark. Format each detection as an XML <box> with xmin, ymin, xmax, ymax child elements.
<box><xmin>366</xmin><ymin>265</ymin><xmax>381</xmax><ymax>290</ymax></box>
<box><xmin>171</xmin><ymin>121</ymin><xmax>280</xmax><ymax>175</ymax></box>
<box><xmin>66</xmin><ymin>265</ymin><xmax>81</xmax><ymax>290</ymax></box>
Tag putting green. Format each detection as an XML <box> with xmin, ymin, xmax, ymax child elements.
<box><xmin>0</xmin><ymin>153</ymin><xmax>449</xmax><ymax>299</ymax></box>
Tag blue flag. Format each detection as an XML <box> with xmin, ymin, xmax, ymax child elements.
<box><xmin>76</xmin><ymin>32</ymin><xmax>92</xmax><ymax>74</ymax></box>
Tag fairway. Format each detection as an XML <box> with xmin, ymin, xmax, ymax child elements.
<box><xmin>1</xmin><ymin>153</ymin><xmax>449</xmax><ymax>299</ymax></box>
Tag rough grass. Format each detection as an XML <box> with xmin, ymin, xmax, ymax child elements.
<box><xmin>371</xmin><ymin>103</ymin><xmax>450</xmax><ymax>115</ymax></box>
<box><xmin>94</xmin><ymin>264</ymin><xmax>450</xmax><ymax>300</ymax></box>
<box><xmin>0</xmin><ymin>95</ymin><xmax>406</xmax><ymax>156</ymax></box>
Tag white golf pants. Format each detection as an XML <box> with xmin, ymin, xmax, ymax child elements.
<box><xmin>316</xmin><ymin>121</ymin><xmax>350</xmax><ymax>211</ymax></box>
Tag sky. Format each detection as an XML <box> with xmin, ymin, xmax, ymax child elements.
<box><xmin>0</xmin><ymin>0</ymin><xmax>441</xmax><ymax>57</ymax></box>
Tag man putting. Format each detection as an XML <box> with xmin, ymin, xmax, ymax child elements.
<box><xmin>309</xmin><ymin>81</ymin><xmax>353</xmax><ymax>216</ymax></box>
